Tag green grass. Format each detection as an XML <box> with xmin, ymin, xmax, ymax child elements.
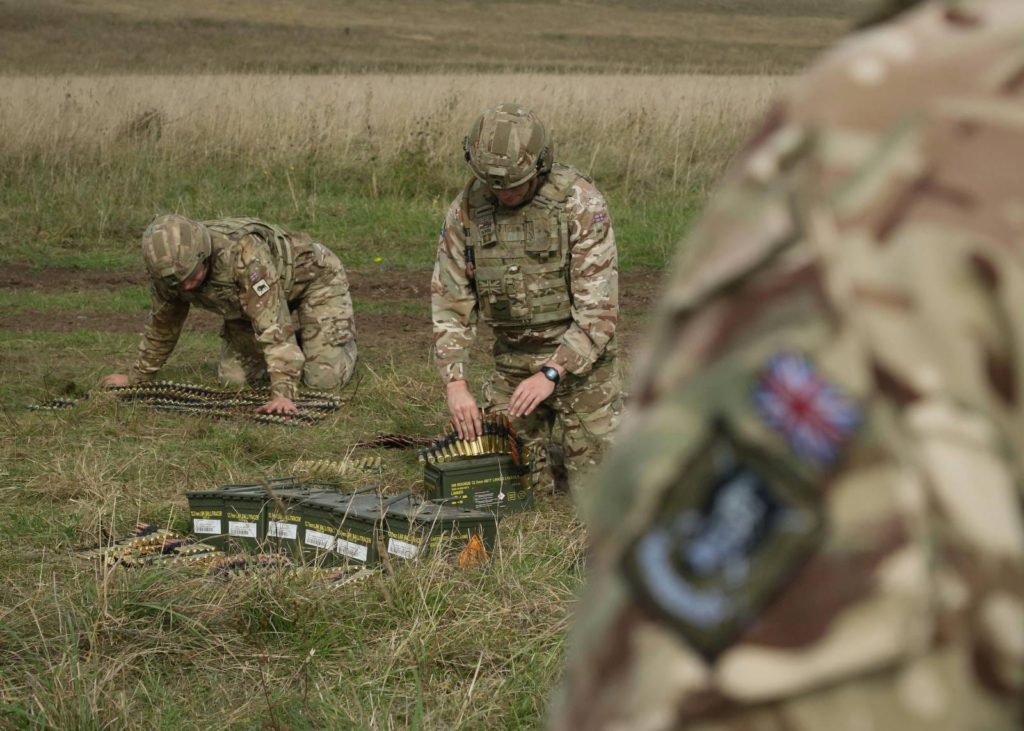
<box><xmin>0</xmin><ymin>323</ymin><xmax>581</xmax><ymax>730</ymax></box>
<box><xmin>0</xmin><ymin>153</ymin><xmax>701</xmax><ymax>272</ymax></box>
<box><xmin>0</xmin><ymin>288</ymin><xmax>151</xmax><ymax>315</ymax></box>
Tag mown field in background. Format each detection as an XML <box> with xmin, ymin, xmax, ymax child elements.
<box><xmin>0</xmin><ymin>1</ymin><xmax>865</xmax><ymax>727</ymax></box>
<box><xmin>2</xmin><ymin>0</ymin><xmax>868</xmax><ymax>74</ymax></box>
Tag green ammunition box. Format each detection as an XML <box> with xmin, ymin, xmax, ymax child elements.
<box><xmin>186</xmin><ymin>482</ymin><xmax>314</xmax><ymax>550</ymax></box>
<box><xmin>295</xmin><ymin>491</ymin><xmax>384</xmax><ymax>567</ymax></box>
<box><xmin>424</xmin><ymin>455</ymin><xmax>532</xmax><ymax>515</ymax></box>
<box><xmin>186</xmin><ymin>490</ymin><xmax>228</xmax><ymax>546</ymax></box>
<box><xmin>186</xmin><ymin>480</ymin><xmax>375</xmax><ymax>554</ymax></box>
<box><xmin>380</xmin><ymin>495</ymin><xmax>498</xmax><ymax>561</ymax></box>
<box><xmin>267</xmin><ymin>487</ymin><xmax>345</xmax><ymax>558</ymax></box>
<box><xmin>220</xmin><ymin>491</ymin><xmax>266</xmax><ymax>552</ymax></box>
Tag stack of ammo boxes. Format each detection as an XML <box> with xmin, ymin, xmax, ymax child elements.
<box><xmin>186</xmin><ymin>477</ymin><xmax>511</xmax><ymax>567</ymax></box>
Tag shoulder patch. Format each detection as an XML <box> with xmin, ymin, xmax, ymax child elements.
<box><xmin>753</xmin><ymin>352</ymin><xmax>861</xmax><ymax>467</ymax></box>
<box><xmin>621</xmin><ymin>422</ymin><xmax>823</xmax><ymax>660</ymax></box>
<box><xmin>252</xmin><ymin>279</ymin><xmax>270</xmax><ymax>297</ymax></box>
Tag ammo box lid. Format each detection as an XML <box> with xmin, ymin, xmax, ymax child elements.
<box><xmin>384</xmin><ymin>495</ymin><xmax>496</xmax><ymax>526</ymax></box>
<box><xmin>302</xmin><ymin>490</ymin><xmax>385</xmax><ymax>522</ymax></box>
<box><xmin>425</xmin><ymin>454</ymin><xmax>524</xmax><ymax>476</ymax></box>
<box><xmin>186</xmin><ymin>489</ymin><xmax>230</xmax><ymax>501</ymax></box>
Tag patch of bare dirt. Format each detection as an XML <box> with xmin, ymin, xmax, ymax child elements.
<box><xmin>0</xmin><ymin>267</ymin><xmax>665</xmax><ymax>359</ymax></box>
<box><xmin>0</xmin><ymin>264</ymin><xmax>147</xmax><ymax>292</ymax></box>
<box><xmin>0</xmin><ymin>265</ymin><xmax>665</xmax><ymax>310</ymax></box>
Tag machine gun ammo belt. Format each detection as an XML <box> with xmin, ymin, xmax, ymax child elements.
<box><xmin>417</xmin><ymin>413</ymin><xmax>528</xmax><ymax>466</ymax></box>
<box><xmin>30</xmin><ymin>381</ymin><xmax>343</xmax><ymax>426</ymax></box>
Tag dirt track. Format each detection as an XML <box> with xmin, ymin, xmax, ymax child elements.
<box><xmin>0</xmin><ymin>266</ymin><xmax>664</xmax><ymax>353</ymax></box>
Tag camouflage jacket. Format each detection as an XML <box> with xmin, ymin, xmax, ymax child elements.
<box><xmin>554</xmin><ymin>1</ymin><xmax>1024</xmax><ymax>729</ymax></box>
<box><xmin>129</xmin><ymin>220</ymin><xmax>320</xmax><ymax>400</ymax></box>
<box><xmin>431</xmin><ymin>168</ymin><xmax>619</xmax><ymax>383</ymax></box>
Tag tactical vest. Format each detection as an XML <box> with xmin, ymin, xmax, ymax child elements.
<box><xmin>462</xmin><ymin>163</ymin><xmax>584</xmax><ymax>329</ymax></box>
<box><xmin>202</xmin><ymin>218</ymin><xmax>298</xmax><ymax>293</ymax></box>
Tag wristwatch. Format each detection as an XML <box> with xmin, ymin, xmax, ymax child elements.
<box><xmin>540</xmin><ymin>366</ymin><xmax>561</xmax><ymax>385</ymax></box>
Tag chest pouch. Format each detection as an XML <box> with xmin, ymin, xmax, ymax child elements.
<box><xmin>477</xmin><ymin>264</ymin><xmax>531</xmax><ymax>324</ymax></box>
<box><xmin>522</xmin><ymin>213</ymin><xmax>566</xmax><ymax>262</ymax></box>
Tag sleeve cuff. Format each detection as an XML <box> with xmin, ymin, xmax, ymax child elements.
<box><xmin>271</xmin><ymin>378</ymin><xmax>299</xmax><ymax>401</ymax></box>
<box><xmin>550</xmin><ymin>344</ymin><xmax>594</xmax><ymax>377</ymax></box>
<box><xmin>438</xmin><ymin>361</ymin><xmax>468</xmax><ymax>384</ymax></box>
<box><xmin>128</xmin><ymin>369</ymin><xmax>156</xmax><ymax>384</ymax></box>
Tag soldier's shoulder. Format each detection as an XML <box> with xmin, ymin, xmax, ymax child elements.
<box><xmin>557</xmin><ymin>168</ymin><xmax>607</xmax><ymax>213</ymax></box>
<box><xmin>788</xmin><ymin>0</ymin><xmax>1024</xmax><ymax>125</ymax></box>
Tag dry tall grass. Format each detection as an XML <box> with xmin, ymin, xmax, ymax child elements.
<box><xmin>0</xmin><ymin>73</ymin><xmax>780</xmax><ymax>194</ymax></box>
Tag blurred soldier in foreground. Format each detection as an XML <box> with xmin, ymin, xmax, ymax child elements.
<box><xmin>432</xmin><ymin>102</ymin><xmax>622</xmax><ymax>498</ymax></box>
<box><xmin>552</xmin><ymin>0</ymin><xmax>1024</xmax><ymax>728</ymax></box>
<box><xmin>105</xmin><ymin>216</ymin><xmax>357</xmax><ymax>414</ymax></box>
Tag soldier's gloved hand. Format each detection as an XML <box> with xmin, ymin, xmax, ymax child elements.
<box><xmin>509</xmin><ymin>372</ymin><xmax>557</xmax><ymax>418</ymax></box>
<box><xmin>446</xmin><ymin>380</ymin><xmax>483</xmax><ymax>441</ymax></box>
<box><xmin>103</xmin><ymin>373</ymin><xmax>130</xmax><ymax>388</ymax></box>
<box><xmin>257</xmin><ymin>396</ymin><xmax>299</xmax><ymax>415</ymax></box>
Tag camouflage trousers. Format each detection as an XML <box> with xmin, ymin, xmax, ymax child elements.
<box><xmin>482</xmin><ymin>348</ymin><xmax>622</xmax><ymax>498</ymax></box>
<box><xmin>219</xmin><ymin>249</ymin><xmax>357</xmax><ymax>391</ymax></box>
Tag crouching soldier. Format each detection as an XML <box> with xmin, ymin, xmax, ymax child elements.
<box><xmin>105</xmin><ymin>215</ymin><xmax>357</xmax><ymax>414</ymax></box>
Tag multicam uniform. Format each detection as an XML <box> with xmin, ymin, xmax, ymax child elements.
<box><xmin>129</xmin><ymin>218</ymin><xmax>357</xmax><ymax>400</ymax></box>
<box><xmin>432</xmin><ymin>164</ymin><xmax>622</xmax><ymax>495</ymax></box>
<box><xmin>553</xmin><ymin>1</ymin><xmax>1024</xmax><ymax>728</ymax></box>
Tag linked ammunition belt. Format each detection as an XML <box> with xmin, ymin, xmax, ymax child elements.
<box><xmin>31</xmin><ymin>381</ymin><xmax>342</xmax><ymax>426</ymax></box>
<box><xmin>78</xmin><ymin>522</ymin><xmax>380</xmax><ymax>584</ymax></box>
<box><xmin>292</xmin><ymin>456</ymin><xmax>383</xmax><ymax>479</ymax></box>
<box><xmin>418</xmin><ymin>413</ymin><xmax>527</xmax><ymax>466</ymax></box>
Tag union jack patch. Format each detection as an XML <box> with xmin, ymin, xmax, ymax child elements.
<box><xmin>753</xmin><ymin>352</ymin><xmax>860</xmax><ymax>466</ymax></box>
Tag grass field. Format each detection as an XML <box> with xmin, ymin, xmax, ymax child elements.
<box><xmin>0</xmin><ymin>1</ymin><xmax>866</xmax><ymax>728</ymax></box>
<box><xmin>2</xmin><ymin>0</ymin><xmax>869</xmax><ymax>74</ymax></box>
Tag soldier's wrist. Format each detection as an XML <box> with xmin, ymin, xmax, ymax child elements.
<box><xmin>446</xmin><ymin>379</ymin><xmax>469</xmax><ymax>393</ymax></box>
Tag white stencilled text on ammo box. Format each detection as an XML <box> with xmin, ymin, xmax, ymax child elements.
<box><xmin>268</xmin><ymin>521</ymin><xmax>298</xmax><ymax>540</ymax></box>
<box><xmin>336</xmin><ymin>538</ymin><xmax>368</xmax><ymax>562</ymax></box>
<box><xmin>228</xmin><ymin>521</ymin><xmax>257</xmax><ymax>538</ymax></box>
<box><xmin>387</xmin><ymin>538</ymin><xmax>420</xmax><ymax>559</ymax></box>
<box><xmin>305</xmin><ymin>529</ymin><xmax>335</xmax><ymax>550</ymax></box>
<box><xmin>193</xmin><ymin>518</ymin><xmax>221</xmax><ymax>534</ymax></box>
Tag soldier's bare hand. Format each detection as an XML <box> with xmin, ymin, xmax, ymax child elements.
<box><xmin>509</xmin><ymin>372</ymin><xmax>555</xmax><ymax>418</ymax></box>
<box><xmin>258</xmin><ymin>397</ymin><xmax>299</xmax><ymax>415</ymax></box>
<box><xmin>446</xmin><ymin>380</ymin><xmax>483</xmax><ymax>440</ymax></box>
<box><xmin>103</xmin><ymin>373</ymin><xmax>130</xmax><ymax>388</ymax></box>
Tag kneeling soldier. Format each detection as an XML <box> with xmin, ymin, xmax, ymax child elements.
<box><xmin>105</xmin><ymin>215</ymin><xmax>357</xmax><ymax>414</ymax></box>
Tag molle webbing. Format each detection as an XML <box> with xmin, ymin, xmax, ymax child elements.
<box><xmin>203</xmin><ymin>218</ymin><xmax>296</xmax><ymax>293</ymax></box>
<box><xmin>464</xmin><ymin>164</ymin><xmax>580</xmax><ymax>328</ymax></box>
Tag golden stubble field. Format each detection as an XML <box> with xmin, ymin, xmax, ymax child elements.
<box><xmin>0</xmin><ymin>73</ymin><xmax>780</xmax><ymax>190</ymax></box>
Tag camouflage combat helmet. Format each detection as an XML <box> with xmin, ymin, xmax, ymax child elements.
<box><xmin>463</xmin><ymin>102</ymin><xmax>553</xmax><ymax>190</ymax></box>
<box><xmin>141</xmin><ymin>214</ymin><xmax>211</xmax><ymax>286</ymax></box>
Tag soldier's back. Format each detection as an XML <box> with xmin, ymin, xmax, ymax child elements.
<box><xmin>553</xmin><ymin>1</ymin><xmax>1024</xmax><ymax>729</ymax></box>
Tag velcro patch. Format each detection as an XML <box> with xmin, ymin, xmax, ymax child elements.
<box><xmin>753</xmin><ymin>352</ymin><xmax>861</xmax><ymax>467</ymax></box>
<box><xmin>252</xmin><ymin>279</ymin><xmax>270</xmax><ymax>297</ymax></box>
<box><xmin>622</xmin><ymin>423</ymin><xmax>823</xmax><ymax>660</ymax></box>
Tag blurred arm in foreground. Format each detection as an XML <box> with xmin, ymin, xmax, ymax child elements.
<box><xmin>552</xmin><ymin>1</ymin><xmax>1024</xmax><ymax>729</ymax></box>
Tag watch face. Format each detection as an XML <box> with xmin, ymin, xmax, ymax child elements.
<box><xmin>543</xmin><ymin>367</ymin><xmax>559</xmax><ymax>383</ymax></box>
